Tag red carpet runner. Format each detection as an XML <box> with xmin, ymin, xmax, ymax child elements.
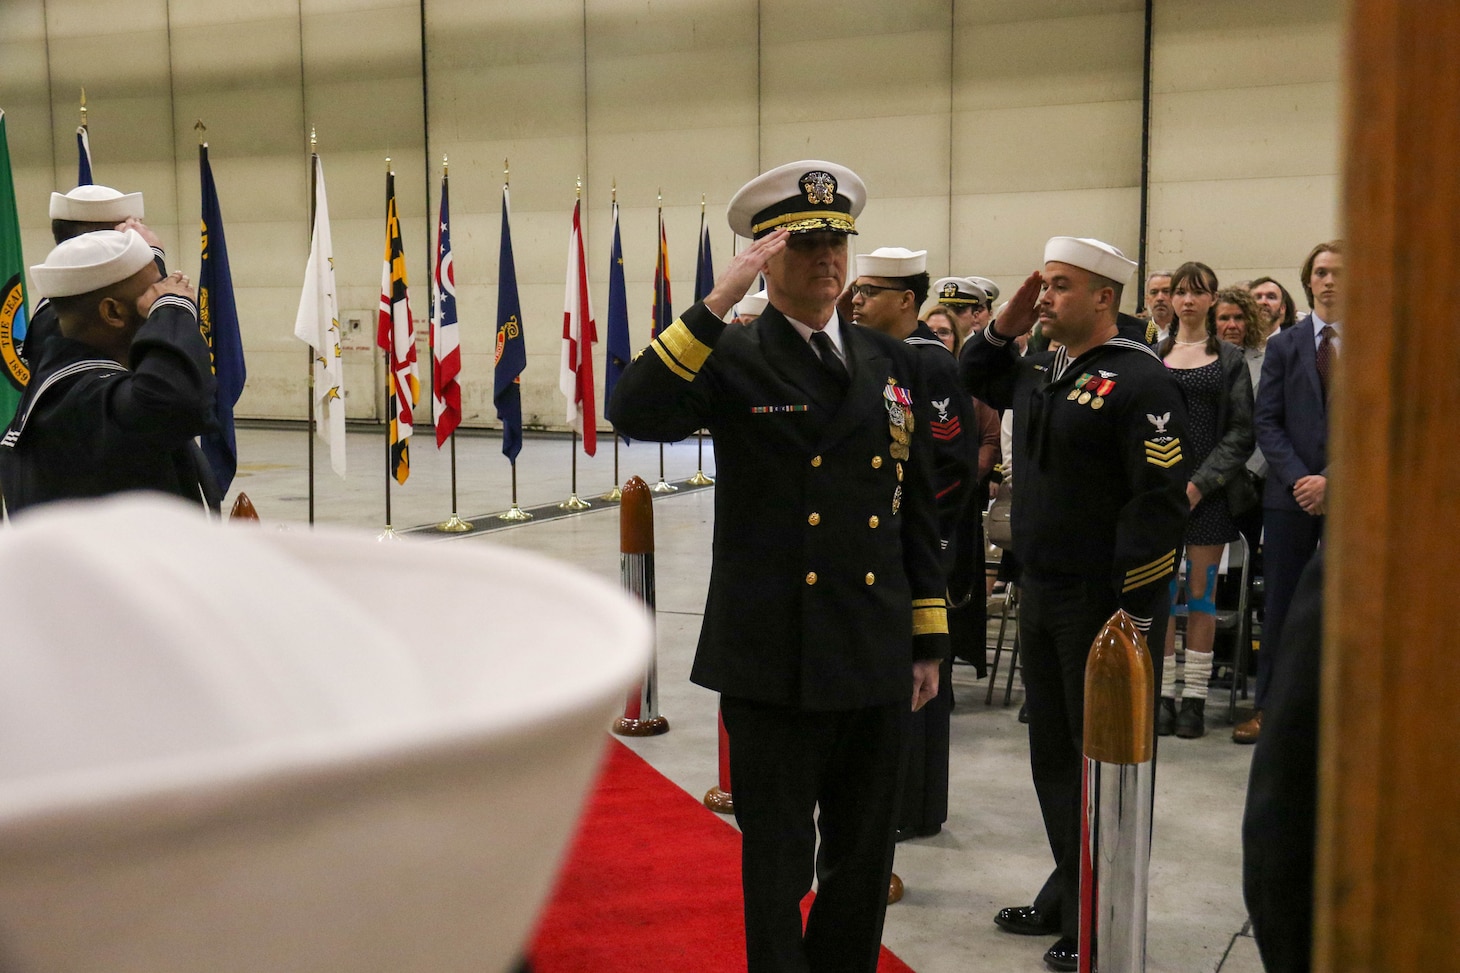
<box><xmin>528</xmin><ymin>738</ymin><xmax>914</xmax><ymax>972</ymax></box>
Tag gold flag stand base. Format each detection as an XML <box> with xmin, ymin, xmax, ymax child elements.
<box><xmin>436</xmin><ymin>514</ymin><xmax>473</xmax><ymax>533</ymax></box>
<box><xmin>651</xmin><ymin>479</ymin><xmax>678</xmax><ymax>493</ymax></box>
<box><xmin>612</xmin><ymin>715</ymin><xmax>669</xmax><ymax>737</ymax></box>
<box><xmin>703</xmin><ymin>786</ymin><xmax>734</xmax><ymax>815</ymax></box>
<box><xmin>687</xmin><ymin>470</ymin><xmax>714</xmax><ymax>485</ymax></box>
<box><xmin>498</xmin><ymin>504</ymin><xmax>533</xmax><ymax>522</ymax></box>
<box><xmin>377</xmin><ymin>526</ymin><xmax>398</xmax><ymax>542</ymax></box>
<box><xmin>559</xmin><ymin>494</ymin><xmax>592</xmax><ymax>511</ymax></box>
<box><xmin>599</xmin><ymin>485</ymin><xmax>623</xmax><ymax>501</ymax></box>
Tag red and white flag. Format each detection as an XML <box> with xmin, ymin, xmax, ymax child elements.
<box><xmin>559</xmin><ymin>198</ymin><xmax>598</xmax><ymax>456</ymax></box>
<box><xmin>431</xmin><ymin>166</ymin><xmax>460</xmax><ymax>446</ymax></box>
<box><xmin>378</xmin><ymin>169</ymin><xmax>418</xmax><ymax>484</ymax></box>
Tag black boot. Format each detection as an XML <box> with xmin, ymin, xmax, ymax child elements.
<box><xmin>1175</xmin><ymin>697</ymin><xmax>1206</xmax><ymax>739</ymax></box>
<box><xmin>1157</xmin><ymin>697</ymin><xmax>1177</xmax><ymax>737</ymax></box>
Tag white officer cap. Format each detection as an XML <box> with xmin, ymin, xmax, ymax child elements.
<box><xmin>1043</xmin><ymin>236</ymin><xmax>1138</xmax><ymax>286</ymax></box>
<box><xmin>48</xmin><ymin>184</ymin><xmax>144</xmax><ymax>223</ymax></box>
<box><xmin>932</xmin><ymin>276</ymin><xmax>988</xmax><ymax>308</ymax></box>
<box><xmin>969</xmin><ymin>276</ymin><xmax>1000</xmax><ymax>304</ymax></box>
<box><xmin>738</xmin><ymin>288</ymin><xmax>768</xmax><ymax>316</ymax></box>
<box><xmin>857</xmin><ymin>247</ymin><xmax>927</xmax><ymax>278</ymax></box>
<box><xmin>30</xmin><ymin>229</ymin><xmax>155</xmax><ymax>299</ymax></box>
<box><xmin>727</xmin><ymin>160</ymin><xmax>865</xmax><ymax>239</ymax></box>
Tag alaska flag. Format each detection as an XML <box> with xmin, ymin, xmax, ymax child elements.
<box><xmin>694</xmin><ymin>208</ymin><xmax>714</xmax><ymax>302</ymax></box>
<box><xmin>603</xmin><ymin>200</ymin><xmax>630</xmax><ymax>418</ymax></box>
<box><xmin>76</xmin><ymin>126</ymin><xmax>93</xmax><ymax>186</ymax></box>
<box><xmin>431</xmin><ymin>168</ymin><xmax>460</xmax><ymax>446</ymax></box>
<box><xmin>197</xmin><ymin>143</ymin><xmax>245</xmax><ymax>494</ymax></box>
<box><xmin>493</xmin><ymin>185</ymin><xmax>526</xmax><ymax>462</ymax></box>
<box><xmin>378</xmin><ymin>170</ymin><xmax>418</xmax><ymax>484</ymax></box>
<box><xmin>0</xmin><ymin>111</ymin><xmax>29</xmax><ymax>429</ymax></box>
<box><xmin>651</xmin><ymin>212</ymin><xmax>672</xmax><ymax>339</ymax></box>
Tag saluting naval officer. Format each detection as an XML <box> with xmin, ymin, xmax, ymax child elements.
<box><xmin>0</xmin><ymin>230</ymin><xmax>218</xmax><ymax>514</ymax></box>
<box><xmin>608</xmin><ymin>161</ymin><xmax>950</xmax><ymax>973</ymax></box>
<box><xmin>851</xmin><ymin>246</ymin><xmax>972</xmax><ymax>840</ymax></box>
<box><xmin>23</xmin><ymin>185</ymin><xmax>169</xmax><ymax>366</ymax></box>
<box><xmin>960</xmin><ymin>237</ymin><xmax>1189</xmax><ymax>972</ymax></box>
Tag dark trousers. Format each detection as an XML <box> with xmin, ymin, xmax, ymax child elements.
<box><xmin>1255</xmin><ymin>508</ymin><xmax>1323</xmax><ymax>709</ymax></box>
<box><xmin>720</xmin><ymin>695</ymin><xmax>907</xmax><ymax>973</ymax></box>
<box><xmin>1019</xmin><ymin>576</ymin><xmax>1167</xmax><ymax>939</ymax></box>
<box><xmin>897</xmin><ymin>656</ymin><xmax>951</xmax><ymax>836</ymax></box>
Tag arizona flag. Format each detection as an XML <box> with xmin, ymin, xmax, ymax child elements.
<box><xmin>0</xmin><ymin>110</ymin><xmax>29</xmax><ymax>430</ymax></box>
<box><xmin>293</xmin><ymin>154</ymin><xmax>346</xmax><ymax>477</ymax></box>
<box><xmin>197</xmin><ymin>141</ymin><xmax>245</xmax><ymax>494</ymax></box>
<box><xmin>603</xmin><ymin>199</ymin><xmax>630</xmax><ymax>417</ymax></box>
<box><xmin>378</xmin><ymin>169</ymin><xmax>418</xmax><ymax>484</ymax></box>
<box><xmin>559</xmin><ymin>199</ymin><xmax>597</xmax><ymax>456</ymax></box>
<box><xmin>494</xmin><ymin>184</ymin><xmax>526</xmax><ymax>462</ymax></box>
<box><xmin>431</xmin><ymin>167</ymin><xmax>460</xmax><ymax>447</ymax></box>
<box><xmin>651</xmin><ymin>210</ymin><xmax>673</xmax><ymax>339</ymax></box>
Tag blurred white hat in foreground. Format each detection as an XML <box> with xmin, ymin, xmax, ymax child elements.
<box><xmin>0</xmin><ymin>496</ymin><xmax>651</xmax><ymax>973</ymax></box>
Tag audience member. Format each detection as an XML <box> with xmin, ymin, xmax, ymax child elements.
<box><xmin>1146</xmin><ymin>270</ymin><xmax>1174</xmax><ymax>344</ymax></box>
<box><xmin>925</xmin><ymin>305</ymin><xmax>958</xmax><ymax>353</ymax></box>
<box><xmin>1243</xmin><ymin>241</ymin><xmax>1342</xmax><ymax>745</ymax></box>
<box><xmin>1215</xmin><ymin>286</ymin><xmax>1270</xmax><ymax>554</ymax></box>
<box><xmin>1155</xmin><ymin>263</ymin><xmax>1255</xmax><ymax>739</ymax></box>
<box><xmin>1249</xmin><ymin>276</ymin><xmax>1297</xmax><ymax>336</ymax></box>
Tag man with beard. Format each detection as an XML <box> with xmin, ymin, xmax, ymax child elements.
<box><xmin>1145</xmin><ymin>270</ymin><xmax>1174</xmax><ymax>345</ymax></box>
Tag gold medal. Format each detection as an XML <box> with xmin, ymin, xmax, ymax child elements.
<box><xmin>892</xmin><ymin>485</ymin><xmax>902</xmax><ymax>515</ymax></box>
<box><xmin>1091</xmin><ymin>395</ymin><xmax>1105</xmax><ymax>410</ymax></box>
<box><xmin>890</xmin><ymin>424</ymin><xmax>910</xmax><ymax>445</ymax></box>
<box><xmin>903</xmin><ymin>411</ymin><xmax>914</xmax><ymax>433</ymax></box>
<box><xmin>1078</xmin><ymin>391</ymin><xmax>1092</xmax><ymax>405</ymax></box>
<box><xmin>1067</xmin><ymin>388</ymin><xmax>1080</xmax><ymax>401</ymax></box>
<box><xmin>896</xmin><ymin>462</ymin><xmax>904</xmax><ymax>482</ymax></box>
<box><xmin>890</xmin><ymin>441</ymin><xmax>910</xmax><ymax>461</ymax></box>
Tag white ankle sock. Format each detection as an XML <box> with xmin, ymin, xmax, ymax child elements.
<box><xmin>1183</xmin><ymin>650</ymin><xmax>1213</xmax><ymax>700</ymax></box>
<box><xmin>1161</xmin><ymin>655</ymin><xmax>1177</xmax><ymax>699</ymax></box>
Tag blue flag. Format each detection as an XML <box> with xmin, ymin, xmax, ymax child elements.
<box><xmin>76</xmin><ymin>126</ymin><xmax>92</xmax><ymax>187</ymax></box>
<box><xmin>493</xmin><ymin>185</ymin><xmax>526</xmax><ymax>462</ymax></box>
<box><xmin>604</xmin><ymin>200</ymin><xmax>630</xmax><ymax>430</ymax></box>
<box><xmin>694</xmin><ymin>209</ymin><xmax>714</xmax><ymax>303</ymax></box>
<box><xmin>198</xmin><ymin>143</ymin><xmax>245</xmax><ymax>494</ymax></box>
<box><xmin>652</xmin><ymin>212</ymin><xmax>673</xmax><ymax>339</ymax></box>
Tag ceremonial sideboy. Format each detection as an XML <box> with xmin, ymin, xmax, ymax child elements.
<box><xmin>609</xmin><ymin>161</ymin><xmax>949</xmax><ymax>973</ymax></box>
<box><xmin>0</xmin><ymin>230</ymin><xmax>218</xmax><ymax>514</ymax></box>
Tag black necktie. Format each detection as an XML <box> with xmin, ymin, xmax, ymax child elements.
<box><xmin>1316</xmin><ymin>325</ymin><xmax>1337</xmax><ymax>398</ymax></box>
<box><xmin>810</xmin><ymin>330</ymin><xmax>849</xmax><ymax>388</ymax></box>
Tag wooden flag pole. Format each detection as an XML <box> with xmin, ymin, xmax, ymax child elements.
<box><xmin>305</xmin><ymin>130</ymin><xmax>318</xmax><ymax>526</ymax></box>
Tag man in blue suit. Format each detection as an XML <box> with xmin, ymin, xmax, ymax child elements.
<box><xmin>1241</xmin><ymin>241</ymin><xmax>1343</xmax><ymax>744</ymax></box>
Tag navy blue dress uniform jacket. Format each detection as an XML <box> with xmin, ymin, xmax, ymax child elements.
<box><xmin>0</xmin><ymin>293</ymin><xmax>220</xmax><ymax>514</ymax></box>
<box><xmin>960</xmin><ymin>328</ymin><xmax>1190</xmax><ymax>621</ymax></box>
<box><xmin>608</xmin><ymin>301</ymin><xmax>950</xmax><ymax>711</ymax></box>
<box><xmin>900</xmin><ymin>321</ymin><xmax>975</xmax><ymax>562</ymax></box>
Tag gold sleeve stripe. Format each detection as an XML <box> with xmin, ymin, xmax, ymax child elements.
<box><xmin>913</xmin><ymin>606</ymin><xmax>949</xmax><ymax>636</ymax></box>
<box><xmin>1125</xmin><ymin>560</ymin><xmax>1174</xmax><ymax>589</ymax></box>
<box><xmin>1146</xmin><ymin>453</ymin><xmax>1183</xmax><ymax>469</ymax></box>
<box><xmin>912</xmin><ymin>598</ymin><xmax>946</xmax><ymax>609</ymax></box>
<box><xmin>650</xmin><ymin>341</ymin><xmax>696</xmax><ymax>382</ymax></box>
<box><xmin>657</xmin><ymin>319</ymin><xmax>713</xmax><ymax>373</ymax></box>
<box><xmin>1127</xmin><ymin>550</ymin><xmax>1177</xmax><ymax>578</ymax></box>
<box><xmin>1123</xmin><ymin>563</ymin><xmax>1175</xmax><ymax>593</ymax></box>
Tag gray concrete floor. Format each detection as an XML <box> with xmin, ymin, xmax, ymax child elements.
<box><xmin>230</xmin><ymin>423</ymin><xmax>1264</xmax><ymax>973</ymax></box>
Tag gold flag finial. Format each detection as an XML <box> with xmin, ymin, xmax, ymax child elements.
<box><xmin>79</xmin><ymin>88</ymin><xmax>87</xmax><ymax>126</ymax></box>
<box><xmin>576</xmin><ymin>175</ymin><xmax>582</xmax><ymax>200</ymax></box>
<box><xmin>310</xmin><ymin>127</ymin><xmax>317</xmax><ymax>149</ymax></box>
<box><xmin>701</xmin><ymin>192</ymin><xmax>706</xmax><ymax>213</ymax></box>
<box><xmin>612</xmin><ymin>178</ymin><xmax>617</xmax><ymax>203</ymax></box>
<box><xmin>442</xmin><ymin>153</ymin><xmax>448</xmax><ymax>176</ymax></box>
<box><xmin>194</xmin><ymin>119</ymin><xmax>206</xmax><ymax>146</ymax></box>
<box><xmin>504</xmin><ymin>158</ymin><xmax>509</xmax><ymax>185</ymax></box>
<box><xmin>386</xmin><ymin>155</ymin><xmax>392</xmax><ymax>174</ymax></box>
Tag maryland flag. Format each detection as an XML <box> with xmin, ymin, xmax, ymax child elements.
<box><xmin>377</xmin><ymin>169</ymin><xmax>418</xmax><ymax>484</ymax></box>
<box><xmin>651</xmin><ymin>209</ymin><xmax>673</xmax><ymax>340</ymax></box>
<box><xmin>0</xmin><ymin>111</ymin><xmax>29</xmax><ymax>430</ymax></box>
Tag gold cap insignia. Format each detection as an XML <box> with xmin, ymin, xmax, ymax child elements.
<box><xmin>801</xmin><ymin>171</ymin><xmax>836</xmax><ymax>205</ymax></box>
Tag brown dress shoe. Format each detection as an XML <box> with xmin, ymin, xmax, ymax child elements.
<box><xmin>1233</xmin><ymin>710</ymin><xmax>1262</xmax><ymax>744</ymax></box>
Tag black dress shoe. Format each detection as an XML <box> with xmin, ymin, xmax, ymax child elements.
<box><xmin>994</xmin><ymin>904</ymin><xmax>1060</xmax><ymax>936</ymax></box>
<box><xmin>1043</xmin><ymin>935</ymin><xmax>1078</xmax><ymax>972</ymax></box>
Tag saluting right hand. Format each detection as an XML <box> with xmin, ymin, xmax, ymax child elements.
<box><xmin>704</xmin><ymin>229</ymin><xmax>789</xmax><ymax>320</ymax></box>
<box><xmin>137</xmin><ymin>271</ymin><xmax>194</xmax><ymax>317</ymax></box>
<box><xmin>989</xmin><ymin>271</ymin><xmax>1044</xmax><ymax>339</ymax></box>
<box><xmin>115</xmin><ymin>216</ymin><xmax>164</xmax><ymax>251</ymax></box>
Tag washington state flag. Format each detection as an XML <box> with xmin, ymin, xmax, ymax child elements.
<box><xmin>0</xmin><ymin>110</ymin><xmax>30</xmax><ymax>429</ymax></box>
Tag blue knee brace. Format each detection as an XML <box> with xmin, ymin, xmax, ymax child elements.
<box><xmin>1186</xmin><ymin>561</ymin><xmax>1219</xmax><ymax>615</ymax></box>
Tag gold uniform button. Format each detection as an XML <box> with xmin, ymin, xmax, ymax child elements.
<box><xmin>806</xmin><ymin>572</ymin><xmax>818</xmax><ymax>585</ymax></box>
<box><xmin>808</xmin><ymin>512</ymin><xmax>821</xmax><ymax>526</ymax></box>
<box><xmin>865</xmin><ymin>573</ymin><xmax>876</xmax><ymax>586</ymax></box>
<box><xmin>811</xmin><ymin>455</ymin><xmax>823</xmax><ymax>468</ymax></box>
<box><xmin>871</xmin><ymin>456</ymin><xmax>883</xmax><ymax>469</ymax></box>
<box><xmin>868</xmin><ymin>516</ymin><xmax>879</xmax><ymax>528</ymax></box>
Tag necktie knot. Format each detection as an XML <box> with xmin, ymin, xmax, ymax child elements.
<box><xmin>810</xmin><ymin>330</ymin><xmax>849</xmax><ymax>388</ymax></box>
